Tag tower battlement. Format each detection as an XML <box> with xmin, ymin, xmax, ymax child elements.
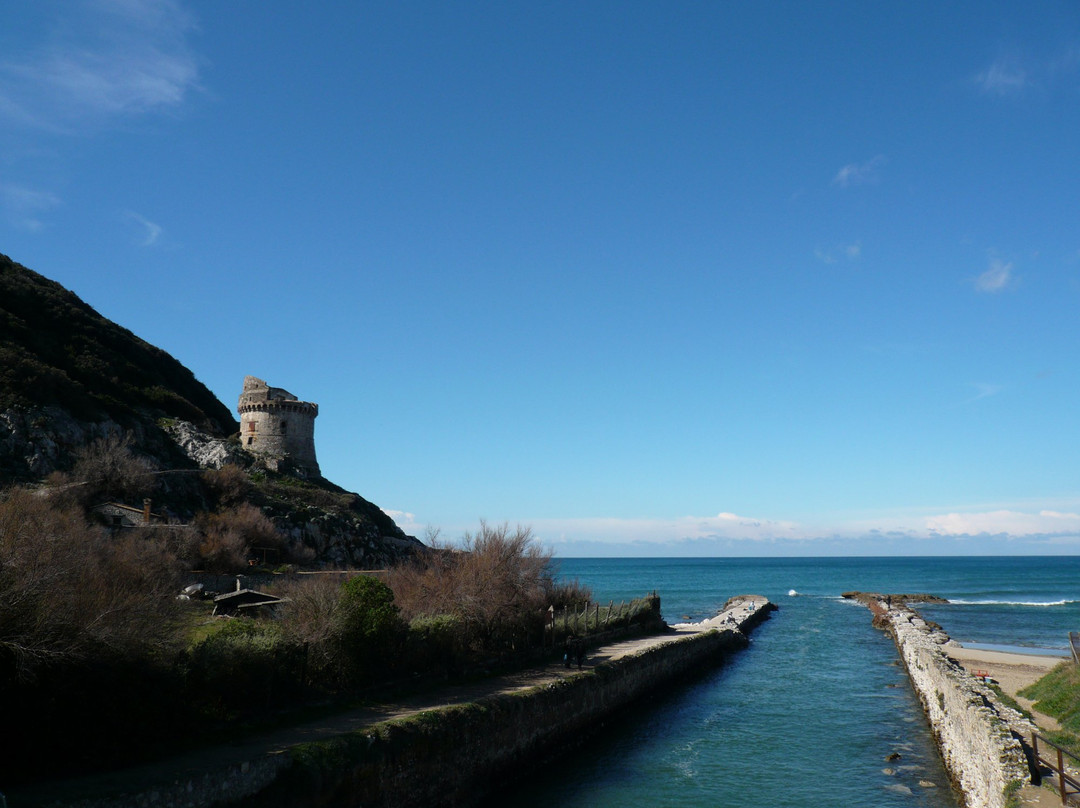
<box><xmin>237</xmin><ymin>375</ymin><xmax>320</xmax><ymax>476</ymax></box>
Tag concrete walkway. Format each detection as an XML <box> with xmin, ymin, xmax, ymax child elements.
<box><xmin>6</xmin><ymin>595</ymin><xmax>772</xmax><ymax>807</ymax></box>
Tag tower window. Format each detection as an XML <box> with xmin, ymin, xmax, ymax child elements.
<box><xmin>281</xmin><ymin>421</ymin><xmax>288</xmax><ymax>434</ymax></box>
<box><xmin>247</xmin><ymin>421</ymin><xmax>256</xmax><ymax>432</ymax></box>
<box><xmin>247</xmin><ymin>437</ymin><xmax>254</xmax><ymax>445</ymax></box>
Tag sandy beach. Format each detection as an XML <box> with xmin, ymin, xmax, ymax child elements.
<box><xmin>943</xmin><ymin>643</ymin><xmax>1066</xmax><ymax>731</ymax></box>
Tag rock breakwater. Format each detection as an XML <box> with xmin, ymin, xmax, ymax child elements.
<box><xmin>865</xmin><ymin>597</ymin><xmax>1036</xmax><ymax>808</ymax></box>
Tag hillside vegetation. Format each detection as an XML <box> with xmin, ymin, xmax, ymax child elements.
<box><xmin>0</xmin><ymin>252</ymin><xmax>235</xmax><ymax>432</ymax></box>
<box><xmin>1018</xmin><ymin>662</ymin><xmax>1080</xmax><ymax>756</ymax></box>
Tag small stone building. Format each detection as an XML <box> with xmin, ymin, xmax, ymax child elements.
<box><xmin>91</xmin><ymin>499</ymin><xmax>163</xmax><ymax>528</ymax></box>
<box><xmin>237</xmin><ymin>376</ymin><xmax>320</xmax><ymax>476</ymax></box>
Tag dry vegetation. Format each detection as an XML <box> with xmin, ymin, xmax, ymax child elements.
<box><xmin>0</xmin><ymin>487</ymin><xmax>182</xmax><ymax>683</ymax></box>
<box><xmin>387</xmin><ymin>522</ymin><xmax>561</xmax><ymax>651</ymax></box>
<box><xmin>0</xmin><ymin>442</ymin><xmax>614</xmax><ymax>786</ymax></box>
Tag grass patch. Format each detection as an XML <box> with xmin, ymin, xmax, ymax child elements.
<box><xmin>180</xmin><ymin>600</ymin><xmax>221</xmax><ymax>647</ymax></box>
<box><xmin>1019</xmin><ymin>663</ymin><xmax>1080</xmax><ymax>730</ymax></box>
<box><xmin>1003</xmin><ymin>778</ymin><xmax>1023</xmax><ymax>808</ymax></box>
<box><xmin>1019</xmin><ymin>662</ymin><xmax>1080</xmax><ymax>757</ymax></box>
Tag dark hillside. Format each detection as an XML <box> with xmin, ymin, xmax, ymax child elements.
<box><xmin>0</xmin><ymin>251</ymin><xmax>420</xmax><ymax>565</ymax></box>
<box><xmin>0</xmin><ymin>252</ymin><xmax>235</xmax><ymax>433</ymax></box>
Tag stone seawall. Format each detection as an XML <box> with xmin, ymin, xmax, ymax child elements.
<box><xmin>877</xmin><ymin>601</ymin><xmax>1035</xmax><ymax>808</ymax></box>
<box><xmin>246</xmin><ymin>596</ymin><xmax>777</xmax><ymax>808</ymax></box>
<box><xmin>20</xmin><ymin>597</ymin><xmax>775</xmax><ymax>808</ymax></box>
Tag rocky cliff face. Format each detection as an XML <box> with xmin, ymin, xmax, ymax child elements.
<box><xmin>0</xmin><ymin>406</ymin><xmax>212</xmax><ymax>481</ymax></box>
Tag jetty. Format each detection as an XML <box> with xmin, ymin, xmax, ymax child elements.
<box><xmin>849</xmin><ymin>593</ymin><xmax>1040</xmax><ymax>808</ymax></box>
<box><xmin>9</xmin><ymin>595</ymin><xmax>776</xmax><ymax>808</ymax></box>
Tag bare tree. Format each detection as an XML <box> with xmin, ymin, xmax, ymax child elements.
<box><xmin>72</xmin><ymin>432</ymin><xmax>155</xmax><ymax>504</ymax></box>
<box><xmin>387</xmin><ymin>522</ymin><xmax>554</xmax><ymax>651</ymax></box>
<box><xmin>0</xmin><ymin>487</ymin><xmax>181</xmax><ymax>683</ymax></box>
<box><xmin>195</xmin><ymin>503</ymin><xmax>285</xmax><ymax>572</ymax></box>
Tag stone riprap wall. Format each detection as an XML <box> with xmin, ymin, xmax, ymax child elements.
<box><xmin>880</xmin><ymin>603</ymin><xmax>1034</xmax><ymax>808</ymax></box>
<box><xmin>25</xmin><ymin>597</ymin><xmax>774</xmax><ymax>808</ymax></box>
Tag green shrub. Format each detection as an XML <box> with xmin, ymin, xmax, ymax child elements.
<box><xmin>336</xmin><ymin>575</ymin><xmax>406</xmax><ymax>683</ymax></box>
<box><xmin>185</xmin><ymin>619</ymin><xmax>299</xmax><ymax>718</ymax></box>
<box><xmin>404</xmin><ymin>614</ymin><xmax>464</xmax><ymax>677</ymax></box>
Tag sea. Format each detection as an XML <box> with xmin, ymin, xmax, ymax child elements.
<box><xmin>486</xmin><ymin>556</ymin><xmax>1080</xmax><ymax>808</ymax></box>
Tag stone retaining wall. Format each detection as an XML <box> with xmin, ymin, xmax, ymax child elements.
<box><xmin>246</xmin><ymin>602</ymin><xmax>776</xmax><ymax>808</ymax></box>
<box><xmin>881</xmin><ymin>604</ymin><xmax>1035</xmax><ymax>808</ymax></box>
<box><xmin>251</xmin><ymin>624</ymin><xmax>762</xmax><ymax>808</ymax></box>
<box><xmin>37</xmin><ymin>600</ymin><xmax>774</xmax><ymax>808</ymax></box>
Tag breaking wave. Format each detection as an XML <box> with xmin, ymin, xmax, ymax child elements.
<box><xmin>947</xmin><ymin>599</ymin><xmax>1077</xmax><ymax>607</ymax></box>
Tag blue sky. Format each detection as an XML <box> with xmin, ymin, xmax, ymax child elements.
<box><xmin>2</xmin><ymin>1</ymin><xmax>1079</xmax><ymax>556</ymax></box>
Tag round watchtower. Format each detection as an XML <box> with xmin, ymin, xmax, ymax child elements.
<box><xmin>237</xmin><ymin>375</ymin><xmax>320</xmax><ymax>476</ymax></box>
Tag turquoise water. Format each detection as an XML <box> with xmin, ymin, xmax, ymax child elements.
<box><xmin>486</xmin><ymin>556</ymin><xmax>1080</xmax><ymax>808</ymax></box>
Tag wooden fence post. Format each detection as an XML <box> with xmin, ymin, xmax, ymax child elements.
<box><xmin>1058</xmin><ymin>747</ymin><xmax>1066</xmax><ymax>805</ymax></box>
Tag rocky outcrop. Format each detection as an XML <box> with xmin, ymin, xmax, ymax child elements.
<box><xmin>0</xmin><ymin>406</ymin><xmax>109</xmax><ymax>478</ymax></box>
<box><xmin>275</xmin><ymin>508</ymin><xmax>424</xmax><ymax>568</ymax></box>
<box><xmin>875</xmin><ymin>601</ymin><xmax>1034</xmax><ymax>808</ymax></box>
<box><xmin>0</xmin><ymin>406</ymin><xmax>189</xmax><ymax>479</ymax></box>
<box><xmin>161</xmin><ymin>418</ymin><xmax>243</xmax><ymax>470</ymax></box>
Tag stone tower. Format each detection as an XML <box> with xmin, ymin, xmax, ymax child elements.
<box><xmin>237</xmin><ymin>376</ymin><xmax>320</xmax><ymax>476</ymax></box>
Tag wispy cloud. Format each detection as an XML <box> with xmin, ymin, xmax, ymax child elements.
<box><xmin>814</xmin><ymin>241</ymin><xmax>861</xmax><ymax>265</ymax></box>
<box><xmin>0</xmin><ymin>0</ymin><xmax>200</xmax><ymax>133</ymax></box>
<box><xmin>975</xmin><ymin>258</ymin><xmax>1014</xmax><ymax>292</ymax></box>
<box><xmin>0</xmin><ymin>181</ymin><xmax>61</xmax><ymax>231</ymax></box>
<box><xmin>974</xmin><ymin>47</ymin><xmax>1080</xmax><ymax>98</ymax></box>
<box><xmin>974</xmin><ymin>58</ymin><xmax>1030</xmax><ymax>96</ymax></box>
<box><xmin>964</xmin><ymin>382</ymin><xmax>1003</xmax><ymax>404</ymax></box>
<box><xmin>832</xmin><ymin>156</ymin><xmax>886</xmax><ymax>188</ymax></box>
<box><xmin>123</xmin><ymin>209</ymin><xmax>163</xmax><ymax>246</ymax></box>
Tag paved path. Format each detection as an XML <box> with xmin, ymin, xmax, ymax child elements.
<box><xmin>7</xmin><ymin>596</ymin><xmax>771</xmax><ymax>807</ymax></box>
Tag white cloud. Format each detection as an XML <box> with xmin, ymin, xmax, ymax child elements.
<box><xmin>382</xmin><ymin>508</ymin><xmax>429</xmax><ymax>536</ymax></box>
<box><xmin>124</xmin><ymin>210</ymin><xmax>163</xmax><ymax>246</ymax></box>
<box><xmin>527</xmin><ymin>505</ymin><xmax>1080</xmax><ymax>556</ymax></box>
<box><xmin>974</xmin><ymin>59</ymin><xmax>1030</xmax><ymax>96</ymax></box>
<box><xmin>925</xmin><ymin>509</ymin><xmax>1080</xmax><ymax>537</ymax></box>
<box><xmin>832</xmin><ymin>156</ymin><xmax>886</xmax><ymax>188</ymax></box>
<box><xmin>975</xmin><ymin>258</ymin><xmax>1013</xmax><ymax>292</ymax></box>
<box><xmin>533</xmin><ymin>512</ymin><xmax>809</xmax><ymax>547</ymax></box>
<box><xmin>0</xmin><ymin>0</ymin><xmax>200</xmax><ymax>132</ymax></box>
<box><xmin>0</xmin><ymin>181</ymin><xmax>61</xmax><ymax>231</ymax></box>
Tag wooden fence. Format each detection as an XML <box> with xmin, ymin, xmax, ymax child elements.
<box><xmin>544</xmin><ymin>594</ymin><xmax>659</xmax><ymax>649</ymax></box>
<box><xmin>1033</xmin><ymin>732</ymin><xmax>1080</xmax><ymax>806</ymax></box>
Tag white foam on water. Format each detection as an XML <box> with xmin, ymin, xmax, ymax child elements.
<box><xmin>947</xmin><ymin>598</ymin><xmax>1076</xmax><ymax>607</ymax></box>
